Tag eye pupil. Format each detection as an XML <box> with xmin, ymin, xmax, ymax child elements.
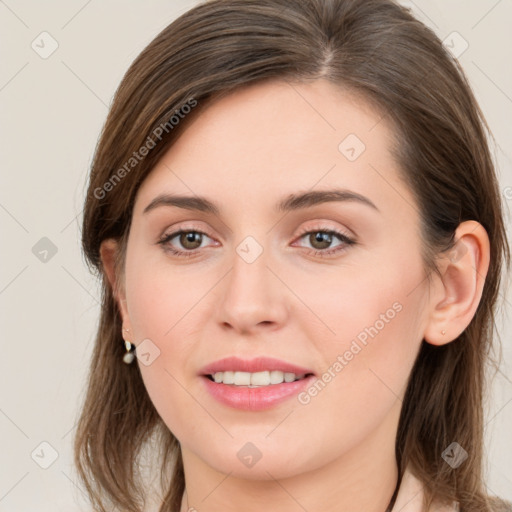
<box><xmin>181</xmin><ymin>231</ymin><xmax>202</xmax><ymax>249</ymax></box>
<box><xmin>311</xmin><ymin>232</ymin><xmax>332</xmax><ymax>249</ymax></box>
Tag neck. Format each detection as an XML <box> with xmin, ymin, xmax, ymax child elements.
<box><xmin>179</xmin><ymin>400</ymin><xmax>401</xmax><ymax>512</ymax></box>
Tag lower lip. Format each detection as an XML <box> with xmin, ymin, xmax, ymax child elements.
<box><xmin>200</xmin><ymin>374</ymin><xmax>316</xmax><ymax>411</ymax></box>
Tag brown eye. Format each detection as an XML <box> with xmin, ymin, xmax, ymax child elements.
<box><xmin>293</xmin><ymin>227</ymin><xmax>356</xmax><ymax>258</ymax></box>
<box><xmin>157</xmin><ymin>229</ymin><xmax>214</xmax><ymax>257</ymax></box>
<box><xmin>179</xmin><ymin>231</ymin><xmax>203</xmax><ymax>250</ymax></box>
<box><xmin>308</xmin><ymin>231</ymin><xmax>333</xmax><ymax>250</ymax></box>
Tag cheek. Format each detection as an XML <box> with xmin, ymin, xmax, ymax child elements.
<box><xmin>291</xmin><ymin>248</ymin><xmax>426</xmax><ymax>408</ymax></box>
<box><xmin>291</xmin><ymin>251</ymin><xmax>424</xmax><ymax>349</ymax></box>
<box><xmin>125</xmin><ymin>253</ymin><xmax>212</xmax><ymax>340</ymax></box>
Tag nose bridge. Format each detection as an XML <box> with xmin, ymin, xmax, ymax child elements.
<box><xmin>216</xmin><ymin>234</ymin><xmax>287</xmax><ymax>333</ymax></box>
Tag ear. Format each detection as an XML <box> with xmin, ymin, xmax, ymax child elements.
<box><xmin>99</xmin><ymin>238</ymin><xmax>131</xmax><ymax>333</ymax></box>
<box><xmin>423</xmin><ymin>220</ymin><xmax>490</xmax><ymax>346</ymax></box>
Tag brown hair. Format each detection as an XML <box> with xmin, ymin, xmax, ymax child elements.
<box><xmin>75</xmin><ymin>0</ymin><xmax>511</xmax><ymax>511</ymax></box>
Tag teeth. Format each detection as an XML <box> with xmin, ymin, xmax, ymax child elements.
<box><xmin>211</xmin><ymin>370</ymin><xmax>307</xmax><ymax>386</ymax></box>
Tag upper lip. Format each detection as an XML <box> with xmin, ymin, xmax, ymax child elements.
<box><xmin>199</xmin><ymin>356</ymin><xmax>315</xmax><ymax>376</ymax></box>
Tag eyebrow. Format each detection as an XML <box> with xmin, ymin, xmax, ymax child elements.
<box><xmin>142</xmin><ymin>189</ymin><xmax>379</xmax><ymax>216</ymax></box>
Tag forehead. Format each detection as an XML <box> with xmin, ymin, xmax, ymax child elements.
<box><xmin>133</xmin><ymin>78</ymin><xmax>414</xmax><ymax>220</ymax></box>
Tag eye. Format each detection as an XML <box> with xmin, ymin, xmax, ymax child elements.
<box><xmin>157</xmin><ymin>229</ymin><xmax>216</xmax><ymax>257</ymax></box>
<box><xmin>293</xmin><ymin>227</ymin><xmax>356</xmax><ymax>257</ymax></box>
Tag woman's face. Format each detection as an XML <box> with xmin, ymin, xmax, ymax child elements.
<box><xmin>118</xmin><ymin>79</ymin><xmax>432</xmax><ymax>480</ymax></box>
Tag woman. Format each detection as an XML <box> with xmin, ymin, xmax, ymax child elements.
<box><xmin>74</xmin><ymin>0</ymin><xmax>511</xmax><ymax>511</ymax></box>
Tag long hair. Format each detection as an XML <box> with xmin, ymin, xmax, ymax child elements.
<box><xmin>75</xmin><ymin>1</ymin><xmax>511</xmax><ymax>510</ymax></box>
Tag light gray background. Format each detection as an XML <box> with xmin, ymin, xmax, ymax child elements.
<box><xmin>1</xmin><ymin>1</ymin><xmax>511</xmax><ymax>510</ymax></box>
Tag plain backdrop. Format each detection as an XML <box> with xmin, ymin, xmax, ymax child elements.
<box><xmin>0</xmin><ymin>1</ymin><xmax>511</xmax><ymax>510</ymax></box>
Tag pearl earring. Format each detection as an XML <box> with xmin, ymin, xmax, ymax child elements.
<box><xmin>123</xmin><ymin>340</ymin><xmax>135</xmax><ymax>364</ymax></box>
<box><xmin>122</xmin><ymin>327</ymin><xmax>135</xmax><ymax>364</ymax></box>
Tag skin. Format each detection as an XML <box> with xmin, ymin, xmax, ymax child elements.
<box><xmin>100</xmin><ymin>78</ymin><xmax>490</xmax><ymax>512</ymax></box>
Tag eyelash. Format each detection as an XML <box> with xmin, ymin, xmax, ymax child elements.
<box><xmin>157</xmin><ymin>225</ymin><xmax>356</xmax><ymax>259</ymax></box>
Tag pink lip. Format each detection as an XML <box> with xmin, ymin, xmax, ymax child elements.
<box><xmin>198</xmin><ymin>356</ymin><xmax>315</xmax><ymax>376</ymax></box>
<box><xmin>201</xmin><ymin>374</ymin><xmax>317</xmax><ymax>411</ymax></box>
<box><xmin>198</xmin><ymin>356</ymin><xmax>316</xmax><ymax>412</ymax></box>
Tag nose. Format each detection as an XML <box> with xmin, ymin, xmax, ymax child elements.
<box><xmin>216</xmin><ymin>244</ymin><xmax>289</xmax><ymax>336</ymax></box>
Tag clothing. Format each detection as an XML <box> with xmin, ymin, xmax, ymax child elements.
<box><xmin>391</xmin><ymin>469</ymin><xmax>458</xmax><ymax>512</ymax></box>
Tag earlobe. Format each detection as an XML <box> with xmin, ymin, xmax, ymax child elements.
<box><xmin>423</xmin><ymin>221</ymin><xmax>490</xmax><ymax>346</ymax></box>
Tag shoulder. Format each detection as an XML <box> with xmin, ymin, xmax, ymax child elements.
<box><xmin>392</xmin><ymin>468</ymin><xmax>512</xmax><ymax>512</ymax></box>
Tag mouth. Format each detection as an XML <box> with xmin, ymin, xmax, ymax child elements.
<box><xmin>200</xmin><ymin>371</ymin><xmax>317</xmax><ymax>411</ymax></box>
<box><xmin>198</xmin><ymin>357</ymin><xmax>317</xmax><ymax>409</ymax></box>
